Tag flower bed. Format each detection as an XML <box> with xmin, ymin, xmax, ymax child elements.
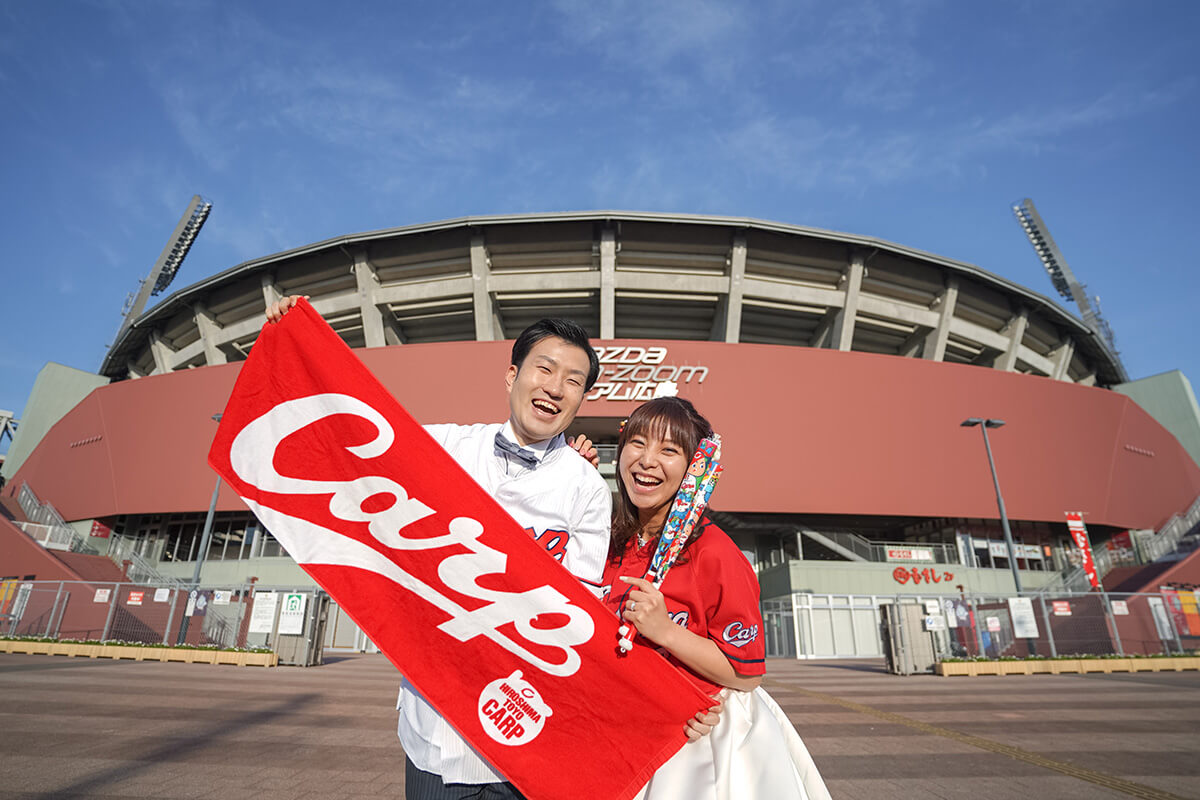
<box><xmin>0</xmin><ymin>637</ymin><xmax>277</xmax><ymax>667</ymax></box>
<box><xmin>936</xmin><ymin>655</ymin><xmax>1200</xmax><ymax>676</ymax></box>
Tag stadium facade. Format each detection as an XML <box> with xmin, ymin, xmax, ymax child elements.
<box><xmin>5</xmin><ymin>212</ymin><xmax>1200</xmax><ymax>654</ymax></box>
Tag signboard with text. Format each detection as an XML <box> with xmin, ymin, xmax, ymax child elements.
<box><xmin>887</xmin><ymin>547</ymin><xmax>934</xmax><ymax>562</ymax></box>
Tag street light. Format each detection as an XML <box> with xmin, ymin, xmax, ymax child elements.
<box><xmin>961</xmin><ymin>418</ymin><xmax>1023</xmax><ymax>594</ymax></box>
<box><xmin>177</xmin><ymin>413</ymin><xmax>223</xmax><ymax>644</ymax></box>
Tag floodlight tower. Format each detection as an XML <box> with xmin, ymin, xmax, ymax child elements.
<box><xmin>112</xmin><ymin>195</ymin><xmax>212</xmax><ymax>346</ymax></box>
<box><xmin>1011</xmin><ymin>199</ymin><xmax>1125</xmax><ymax>377</ymax></box>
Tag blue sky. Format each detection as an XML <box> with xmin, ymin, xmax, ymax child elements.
<box><xmin>1</xmin><ymin>0</ymin><xmax>1197</xmax><ymax>437</ymax></box>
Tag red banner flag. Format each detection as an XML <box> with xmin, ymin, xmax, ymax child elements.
<box><xmin>1065</xmin><ymin>512</ymin><xmax>1101</xmax><ymax>590</ymax></box>
<box><xmin>207</xmin><ymin>301</ymin><xmax>711</xmax><ymax>800</ymax></box>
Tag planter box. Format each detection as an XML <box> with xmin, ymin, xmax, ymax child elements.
<box><xmin>937</xmin><ymin>656</ymin><xmax>1200</xmax><ymax>676</ymax></box>
<box><xmin>0</xmin><ymin>639</ymin><xmax>277</xmax><ymax>667</ymax></box>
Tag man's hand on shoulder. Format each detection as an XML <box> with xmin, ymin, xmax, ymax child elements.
<box><xmin>266</xmin><ymin>294</ymin><xmax>309</xmax><ymax>323</ymax></box>
<box><xmin>568</xmin><ymin>434</ymin><xmax>600</xmax><ymax>469</ymax></box>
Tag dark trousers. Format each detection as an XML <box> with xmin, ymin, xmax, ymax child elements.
<box><xmin>404</xmin><ymin>757</ymin><xmax>526</xmax><ymax>800</ymax></box>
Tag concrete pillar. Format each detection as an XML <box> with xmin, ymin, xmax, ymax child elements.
<box><xmin>353</xmin><ymin>251</ymin><xmax>386</xmax><ymax>348</ymax></box>
<box><xmin>923</xmin><ymin>276</ymin><xmax>959</xmax><ymax>361</ymax></box>
<box><xmin>193</xmin><ymin>302</ymin><xmax>227</xmax><ymax>366</ymax></box>
<box><xmin>897</xmin><ymin>327</ymin><xmax>929</xmax><ymax>358</ymax></box>
<box><xmin>470</xmin><ymin>233</ymin><xmax>496</xmax><ymax>341</ymax></box>
<box><xmin>723</xmin><ymin>233</ymin><xmax>747</xmax><ymax>343</ymax></box>
<box><xmin>829</xmin><ymin>254</ymin><xmax>864</xmax><ymax>351</ymax></box>
<box><xmin>126</xmin><ymin>361</ymin><xmax>146</xmax><ymax>380</ymax></box>
<box><xmin>996</xmin><ymin>308</ymin><xmax>1029</xmax><ymax>372</ymax></box>
<box><xmin>260</xmin><ymin>273</ymin><xmax>281</xmax><ymax>308</ymax></box>
<box><xmin>600</xmin><ymin>228</ymin><xmax>616</xmax><ymax>340</ymax></box>
<box><xmin>1050</xmin><ymin>339</ymin><xmax>1075</xmax><ymax>381</ymax></box>
<box><xmin>810</xmin><ymin>309</ymin><xmax>838</xmax><ymax>349</ymax></box>
<box><xmin>148</xmin><ymin>330</ymin><xmax>174</xmax><ymax>374</ymax></box>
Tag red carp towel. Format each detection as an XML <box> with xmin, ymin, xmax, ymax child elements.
<box><xmin>207</xmin><ymin>300</ymin><xmax>712</xmax><ymax>800</ymax></box>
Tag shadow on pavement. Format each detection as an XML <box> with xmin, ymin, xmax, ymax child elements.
<box><xmin>33</xmin><ymin>691</ymin><xmax>321</xmax><ymax>799</ymax></box>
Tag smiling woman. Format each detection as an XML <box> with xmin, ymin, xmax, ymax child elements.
<box><xmin>600</xmin><ymin>396</ymin><xmax>831</xmax><ymax>800</ymax></box>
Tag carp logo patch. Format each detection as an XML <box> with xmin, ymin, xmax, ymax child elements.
<box><xmin>722</xmin><ymin>621</ymin><xmax>759</xmax><ymax>647</ymax></box>
<box><xmin>478</xmin><ymin>670</ymin><xmax>553</xmax><ymax>746</ymax></box>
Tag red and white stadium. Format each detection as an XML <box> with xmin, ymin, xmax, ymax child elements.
<box><xmin>4</xmin><ymin>211</ymin><xmax>1199</xmax><ymax>658</ymax></box>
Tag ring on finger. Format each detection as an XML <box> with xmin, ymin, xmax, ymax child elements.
<box><xmin>629</xmin><ymin>600</ymin><xmax>637</xmax><ymax>612</ymax></box>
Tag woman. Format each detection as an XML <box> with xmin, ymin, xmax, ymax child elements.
<box><xmin>602</xmin><ymin>396</ymin><xmax>830</xmax><ymax>800</ymax></box>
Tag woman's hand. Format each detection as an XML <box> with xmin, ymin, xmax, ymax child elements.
<box><xmin>569</xmin><ymin>435</ymin><xmax>600</xmax><ymax>468</ymax></box>
<box><xmin>619</xmin><ymin>576</ymin><xmax>676</xmax><ymax>647</ymax></box>
<box><xmin>684</xmin><ymin>696</ymin><xmax>724</xmax><ymax>741</ymax></box>
<box><xmin>266</xmin><ymin>294</ymin><xmax>309</xmax><ymax>323</ymax></box>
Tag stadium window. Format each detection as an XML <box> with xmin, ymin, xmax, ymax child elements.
<box><xmin>258</xmin><ymin>530</ymin><xmax>285</xmax><ymax>558</ymax></box>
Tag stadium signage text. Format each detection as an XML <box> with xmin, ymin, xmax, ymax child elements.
<box><xmin>588</xmin><ymin>346</ymin><xmax>709</xmax><ymax>401</ymax></box>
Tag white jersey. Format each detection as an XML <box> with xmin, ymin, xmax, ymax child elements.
<box><xmin>398</xmin><ymin>421</ymin><xmax>612</xmax><ymax>784</ymax></box>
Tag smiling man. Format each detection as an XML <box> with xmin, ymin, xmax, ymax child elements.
<box><xmin>266</xmin><ymin>299</ymin><xmax>610</xmax><ymax>800</ymax></box>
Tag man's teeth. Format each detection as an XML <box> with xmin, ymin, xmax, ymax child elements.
<box><xmin>532</xmin><ymin>400</ymin><xmax>559</xmax><ymax>414</ymax></box>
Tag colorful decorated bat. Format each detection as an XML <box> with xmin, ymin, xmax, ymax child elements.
<box><xmin>618</xmin><ymin>435</ymin><xmax>723</xmax><ymax>653</ymax></box>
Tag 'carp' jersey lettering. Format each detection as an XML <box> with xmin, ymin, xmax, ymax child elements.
<box><xmin>525</xmin><ymin>527</ymin><xmax>570</xmax><ymax>562</ymax></box>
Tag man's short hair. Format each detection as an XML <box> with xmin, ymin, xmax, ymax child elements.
<box><xmin>511</xmin><ymin>318</ymin><xmax>601</xmax><ymax>390</ymax></box>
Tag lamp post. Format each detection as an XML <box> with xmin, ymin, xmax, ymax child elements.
<box><xmin>961</xmin><ymin>418</ymin><xmax>1023</xmax><ymax>594</ymax></box>
<box><xmin>177</xmin><ymin>413</ymin><xmax>223</xmax><ymax>645</ymax></box>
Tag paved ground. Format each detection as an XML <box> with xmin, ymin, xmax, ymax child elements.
<box><xmin>1</xmin><ymin>652</ymin><xmax>1197</xmax><ymax>800</ymax></box>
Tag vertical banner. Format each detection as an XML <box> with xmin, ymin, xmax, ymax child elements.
<box><xmin>207</xmin><ymin>300</ymin><xmax>711</xmax><ymax>800</ymax></box>
<box><xmin>1065</xmin><ymin>512</ymin><xmax>1101</xmax><ymax>590</ymax></box>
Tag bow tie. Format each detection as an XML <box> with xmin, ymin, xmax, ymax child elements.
<box><xmin>494</xmin><ymin>432</ymin><xmax>540</xmax><ymax>470</ymax></box>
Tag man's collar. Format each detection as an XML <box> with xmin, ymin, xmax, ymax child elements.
<box><xmin>499</xmin><ymin>421</ymin><xmax>562</xmax><ymax>461</ymax></box>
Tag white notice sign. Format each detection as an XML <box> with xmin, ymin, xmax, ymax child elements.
<box><xmin>248</xmin><ymin>592</ymin><xmax>279</xmax><ymax>634</ymax></box>
<box><xmin>1007</xmin><ymin>597</ymin><xmax>1040</xmax><ymax>639</ymax></box>
<box><xmin>213</xmin><ymin>590</ymin><xmax>231</xmax><ymax>606</ymax></box>
<box><xmin>277</xmin><ymin>592</ymin><xmax>307</xmax><ymax>635</ymax></box>
<box><xmin>1110</xmin><ymin>600</ymin><xmax>1129</xmax><ymax>616</ymax></box>
<box><xmin>153</xmin><ymin>588</ymin><xmax>170</xmax><ymax>603</ymax></box>
<box><xmin>93</xmin><ymin>588</ymin><xmax>111</xmax><ymax>603</ymax></box>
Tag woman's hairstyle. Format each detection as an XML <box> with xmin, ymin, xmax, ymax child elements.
<box><xmin>610</xmin><ymin>396</ymin><xmax>714</xmax><ymax>561</ymax></box>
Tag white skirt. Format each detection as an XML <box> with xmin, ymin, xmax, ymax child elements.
<box><xmin>632</xmin><ymin>687</ymin><xmax>831</xmax><ymax>800</ymax></box>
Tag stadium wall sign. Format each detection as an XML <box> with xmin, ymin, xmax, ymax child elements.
<box><xmin>588</xmin><ymin>346</ymin><xmax>709</xmax><ymax>401</ymax></box>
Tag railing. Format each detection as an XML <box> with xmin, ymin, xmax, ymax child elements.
<box><xmin>107</xmin><ymin>537</ymin><xmax>186</xmax><ymax>587</ymax></box>
<box><xmin>17</xmin><ymin>522</ymin><xmax>77</xmax><ymax>552</ymax></box>
<box><xmin>15</xmin><ymin>483</ymin><xmax>97</xmax><ymax>555</ymax></box>
<box><xmin>595</xmin><ymin>444</ymin><xmax>618</xmax><ymax>465</ymax></box>
<box><xmin>810</xmin><ymin>530</ymin><xmax>959</xmax><ymax>564</ymax></box>
<box><xmin>1136</xmin><ymin>493</ymin><xmax>1200</xmax><ymax>563</ymax></box>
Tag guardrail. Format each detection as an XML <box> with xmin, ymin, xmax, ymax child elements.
<box><xmin>108</xmin><ymin>537</ymin><xmax>186</xmax><ymax>587</ymax></box>
<box><xmin>1136</xmin><ymin>494</ymin><xmax>1200</xmax><ymax>563</ymax></box>
<box><xmin>15</xmin><ymin>484</ymin><xmax>97</xmax><ymax>555</ymax></box>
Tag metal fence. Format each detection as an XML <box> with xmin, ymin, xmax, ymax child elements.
<box><xmin>0</xmin><ymin>579</ymin><xmax>327</xmax><ymax>658</ymax></box>
<box><xmin>764</xmin><ymin>589</ymin><xmax>1199</xmax><ymax>661</ymax></box>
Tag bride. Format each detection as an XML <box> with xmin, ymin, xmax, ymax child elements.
<box><xmin>601</xmin><ymin>396</ymin><xmax>831</xmax><ymax>800</ymax></box>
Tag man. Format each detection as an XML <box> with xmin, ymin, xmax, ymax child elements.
<box><xmin>267</xmin><ymin>298</ymin><xmax>609</xmax><ymax>798</ymax></box>
<box><xmin>266</xmin><ymin>297</ymin><xmax>716</xmax><ymax>799</ymax></box>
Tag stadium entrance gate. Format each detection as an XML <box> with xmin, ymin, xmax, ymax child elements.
<box><xmin>764</xmin><ymin>593</ymin><xmax>935</xmax><ymax>659</ymax></box>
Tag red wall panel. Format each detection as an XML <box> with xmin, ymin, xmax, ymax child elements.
<box><xmin>9</xmin><ymin>340</ymin><xmax>1200</xmax><ymax>531</ymax></box>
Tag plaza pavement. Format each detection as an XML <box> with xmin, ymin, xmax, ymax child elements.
<box><xmin>0</xmin><ymin>652</ymin><xmax>1197</xmax><ymax>800</ymax></box>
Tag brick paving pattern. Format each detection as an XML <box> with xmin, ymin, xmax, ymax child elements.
<box><xmin>1</xmin><ymin>653</ymin><xmax>1197</xmax><ymax>799</ymax></box>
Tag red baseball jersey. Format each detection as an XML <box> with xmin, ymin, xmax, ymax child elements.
<box><xmin>601</xmin><ymin>519</ymin><xmax>765</xmax><ymax>694</ymax></box>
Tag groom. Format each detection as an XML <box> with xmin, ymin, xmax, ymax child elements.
<box><xmin>268</xmin><ymin>299</ymin><xmax>610</xmax><ymax>798</ymax></box>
